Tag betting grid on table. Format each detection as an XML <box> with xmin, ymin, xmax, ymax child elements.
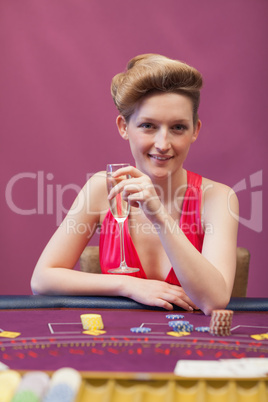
<box><xmin>0</xmin><ymin>309</ymin><xmax>268</xmax><ymax>373</ymax></box>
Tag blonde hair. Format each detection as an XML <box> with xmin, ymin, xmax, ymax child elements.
<box><xmin>111</xmin><ymin>54</ymin><xmax>203</xmax><ymax>126</ymax></box>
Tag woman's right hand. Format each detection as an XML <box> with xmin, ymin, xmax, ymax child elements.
<box><xmin>122</xmin><ymin>276</ymin><xmax>198</xmax><ymax>311</ymax></box>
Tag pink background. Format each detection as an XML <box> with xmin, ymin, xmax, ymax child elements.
<box><xmin>1</xmin><ymin>0</ymin><xmax>267</xmax><ymax>296</ymax></box>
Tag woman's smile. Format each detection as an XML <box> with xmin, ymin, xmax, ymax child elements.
<box><xmin>148</xmin><ymin>153</ymin><xmax>174</xmax><ymax>163</ymax></box>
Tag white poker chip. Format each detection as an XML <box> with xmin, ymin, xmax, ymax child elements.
<box><xmin>130</xmin><ymin>327</ymin><xmax>151</xmax><ymax>333</ymax></box>
<box><xmin>50</xmin><ymin>368</ymin><xmax>81</xmax><ymax>393</ymax></box>
<box><xmin>195</xmin><ymin>326</ymin><xmax>210</xmax><ymax>332</ymax></box>
<box><xmin>166</xmin><ymin>314</ymin><xmax>184</xmax><ymax>319</ymax></box>
<box><xmin>168</xmin><ymin>320</ymin><xmax>189</xmax><ymax>327</ymax></box>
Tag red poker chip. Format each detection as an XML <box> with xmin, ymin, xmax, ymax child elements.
<box><xmin>210</xmin><ymin>325</ymin><xmax>231</xmax><ymax>331</ymax></box>
<box><xmin>210</xmin><ymin>315</ymin><xmax>233</xmax><ymax>321</ymax></box>
<box><xmin>210</xmin><ymin>325</ymin><xmax>231</xmax><ymax>330</ymax></box>
<box><xmin>211</xmin><ymin>310</ymin><xmax>233</xmax><ymax>319</ymax></box>
<box><xmin>211</xmin><ymin>315</ymin><xmax>233</xmax><ymax>321</ymax></box>
<box><xmin>211</xmin><ymin>309</ymin><xmax>233</xmax><ymax>314</ymax></box>
<box><xmin>209</xmin><ymin>331</ymin><xmax>231</xmax><ymax>336</ymax></box>
<box><xmin>210</xmin><ymin>318</ymin><xmax>233</xmax><ymax>326</ymax></box>
<box><xmin>211</xmin><ymin>309</ymin><xmax>233</xmax><ymax>315</ymax></box>
<box><xmin>210</xmin><ymin>323</ymin><xmax>231</xmax><ymax>328</ymax></box>
<box><xmin>210</xmin><ymin>331</ymin><xmax>230</xmax><ymax>336</ymax></box>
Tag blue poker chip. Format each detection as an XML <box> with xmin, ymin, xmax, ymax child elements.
<box><xmin>166</xmin><ymin>314</ymin><xmax>184</xmax><ymax>319</ymax></box>
<box><xmin>130</xmin><ymin>327</ymin><xmax>151</xmax><ymax>333</ymax></box>
<box><xmin>168</xmin><ymin>320</ymin><xmax>189</xmax><ymax>327</ymax></box>
<box><xmin>195</xmin><ymin>326</ymin><xmax>210</xmax><ymax>332</ymax></box>
<box><xmin>174</xmin><ymin>324</ymin><xmax>194</xmax><ymax>332</ymax></box>
<box><xmin>43</xmin><ymin>384</ymin><xmax>75</xmax><ymax>402</ymax></box>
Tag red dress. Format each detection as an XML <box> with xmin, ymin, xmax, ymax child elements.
<box><xmin>99</xmin><ymin>171</ymin><xmax>204</xmax><ymax>286</ymax></box>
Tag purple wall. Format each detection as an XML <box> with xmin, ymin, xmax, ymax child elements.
<box><xmin>1</xmin><ymin>0</ymin><xmax>267</xmax><ymax>296</ymax></box>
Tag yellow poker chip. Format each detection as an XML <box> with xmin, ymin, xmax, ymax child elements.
<box><xmin>80</xmin><ymin>314</ymin><xmax>104</xmax><ymax>330</ymax></box>
<box><xmin>167</xmin><ymin>331</ymin><xmax>190</xmax><ymax>337</ymax></box>
<box><xmin>0</xmin><ymin>370</ymin><xmax>21</xmax><ymax>401</ymax></box>
<box><xmin>251</xmin><ymin>333</ymin><xmax>268</xmax><ymax>341</ymax></box>
<box><xmin>83</xmin><ymin>330</ymin><xmax>106</xmax><ymax>336</ymax></box>
<box><xmin>0</xmin><ymin>331</ymin><xmax>21</xmax><ymax>338</ymax></box>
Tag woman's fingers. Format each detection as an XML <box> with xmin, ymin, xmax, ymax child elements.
<box><xmin>161</xmin><ymin>285</ymin><xmax>199</xmax><ymax>311</ymax></box>
<box><xmin>107</xmin><ymin>178</ymin><xmax>143</xmax><ymax>200</ymax></box>
<box><xmin>112</xmin><ymin>166</ymin><xmax>143</xmax><ymax>179</ymax></box>
<box><xmin>129</xmin><ymin>278</ymin><xmax>198</xmax><ymax>312</ymax></box>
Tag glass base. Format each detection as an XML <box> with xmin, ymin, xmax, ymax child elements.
<box><xmin>108</xmin><ymin>266</ymin><xmax>140</xmax><ymax>274</ymax></box>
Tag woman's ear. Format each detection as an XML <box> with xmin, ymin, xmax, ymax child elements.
<box><xmin>191</xmin><ymin>119</ymin><xmax>202</xmax><ymax>143</ymax></box>
<box><xmin>116</xmin><ymin>115</ymin><xmax>128</xmax><ymax>140</ymax></box>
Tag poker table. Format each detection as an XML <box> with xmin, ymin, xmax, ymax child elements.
<box><xmin>0</xmin><ymin>295</ymin><xmax>268</xmax><ymax>401</ymax></box>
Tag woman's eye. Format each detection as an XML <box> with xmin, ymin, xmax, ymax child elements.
<box><xmin>140</xmin><ymin>123</ymin><xmax>154</xmax><ymax>129</ymax></box>
<box><xmin>173</xmin><ymin>124</ymin><xmax>187</xmax><ymax>132</ymax></box>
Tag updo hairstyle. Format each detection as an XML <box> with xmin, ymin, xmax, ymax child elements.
<box><xmin>111</xmin><ymin>54</ymin><xmax>203</xmax><ymax>126</ymax></box>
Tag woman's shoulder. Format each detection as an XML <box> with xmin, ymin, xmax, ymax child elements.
<box><xmin>83</xmin><ymin>170</ymin><xmax>109</xmax><ymax>212</ymax></box>
<box><xmin>202</xmin><ymin>176</ymin><xmax>236</xmax><ymax>198</ymax></box>
<box><xmin>86</xmin><ymin>170</ymin><xmax>106</xmax><ymax>185</ymax></box>
<box><xmin>201</xmin><ymin>175</ymin><xmax>239</xmax><ymax>219</ymax></box>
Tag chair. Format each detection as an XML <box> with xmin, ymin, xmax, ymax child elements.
<box><xmin>231</xmin><ymin>247</ymin><xmax>250</xmax><ymax>297</ymax></box>
<box><xmin>80</xmin><ymin>246</ymin><xmax>250</xmax><ymax>297</ymax></box>
<box><xmin>80</xmin><ymin>246</ymin><xmax>101</xmax><ymax>274</ymax></box>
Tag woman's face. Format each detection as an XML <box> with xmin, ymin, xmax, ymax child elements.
<box><xmin>117</xmin><ymin>92</ymin><xmax>201</xmax><ymax>182</ymax></box>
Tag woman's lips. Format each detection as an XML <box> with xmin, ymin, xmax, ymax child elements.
<box><xmin>148</xmin><ymin>154</ymin><xmax>174</xmax><ymax>161</ymax></box>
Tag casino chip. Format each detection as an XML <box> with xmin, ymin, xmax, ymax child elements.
<box><xmin>12</xmin><ymin>371</ymin><xmax>50</xmax><ymax>402</ymax></box>
<box><xmin>80</xmin><ymin>314</ymin><xmax>104</xmax><ymax>330</ymax></box>
<box><xmin>130</xmin><ymin>327</ymin><xmax>151</xmax><ymax>333</ymax></box>
<box><xmin>43</xmin><ymin>383</ymin><xmax>75</xmax><ymax>402</ymax></box>
<box><xmin>174</xmin><ymin>324</ymin><xmax>194</xmax><ymax>332</ymax></box>
<box><xmin>168</xmin><ymin>321</ymin><xmax>193</xmax><ymax>332</ymax></box>
<box><xmin>195</xmin><ymin>326</ymin><xmax>210</xmax><ymax>332</ymax></box>
<box><xmin>168</xmin><ymin>320</ymin><xmax>189</xmax><ymax>327</ymax></box>
<box><xmin>166</xmin><ymin>314</ymin><xmax>184</xmax><ymax>319</ymax></box>
<box><xmin>209</xmin><ymin>309</ymin><xmax>233</xmax><ymax>336</ymax></box>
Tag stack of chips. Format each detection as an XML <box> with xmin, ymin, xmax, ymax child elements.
<box><xmin>130</xmin><ymin>327</ymin><xmax>151</xmax><ymax>333</ymax></box>
<box><xmin>11</xmin><ymin>371</ymin><xmax>50</xmax><ymax>402</ymax></box>
<box><xmin>209</xmin><ymin>310</ymin><xmax>233</xmax><ymax>336</ymax></box>
<box><xmin>168</xmin><ymin>320</ymin><xmax>194</xmax><ymax>332</ymax></box>
<box><xmin>43</xmin><ymin>368</ymin><xmax>81</xmax><ymax>402</ymax></box>
<box><xmin>0</xmin><ymin>370</ymin><xmax>21</xmax><ymax>402</ymax></box>
<box><xmin>80</xmin><ymin>313</ymin><xmax>104</xmax><ymax>330</ymax></box>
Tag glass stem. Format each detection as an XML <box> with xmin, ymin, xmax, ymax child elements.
<box><xmin>119</xmin><ymin>220</ymin><xmax>127</xmax><ymax>268</ymax></box>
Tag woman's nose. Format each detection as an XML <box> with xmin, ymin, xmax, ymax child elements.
<box><xmin>154</xmin><ymin>128</ymin><xmax>171</xmax><ymax>152</ymax></box>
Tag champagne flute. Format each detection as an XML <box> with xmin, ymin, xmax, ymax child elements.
<box><xmin>106</xmin><ymin>163</ymin><xmax>140</xmax><ymax>273</ymax></box>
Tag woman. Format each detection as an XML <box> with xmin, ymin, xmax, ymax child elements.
<box><xmin>31</xmin><ymin>54</ymin><xmax>239</xmax><ymax>315</ymax></box>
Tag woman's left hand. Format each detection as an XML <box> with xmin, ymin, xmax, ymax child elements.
<box><xmin>108</xmin><ymin>166</ymin><xmax>163</xmax><ymax>219</ymax></box>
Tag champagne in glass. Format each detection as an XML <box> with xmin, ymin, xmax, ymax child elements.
<box><xmin>106</xmin><ymin>164</ymin><xmax>139</xmax><ymax>273</ymax></box>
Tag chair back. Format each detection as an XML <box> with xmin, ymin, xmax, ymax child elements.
<box><xmin>80</xmin><ymin>246</ymin><xmax>250</xmax><ymax>297</ymax></box>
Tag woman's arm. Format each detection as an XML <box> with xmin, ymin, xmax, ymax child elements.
<box><xmin>31</xmin><ymin>171</ymin><xmax>197</xmax><ymax>311</ymax></box>
<box><xmin>109</xmin><ymin>167</ymin><xmax>239</xmax><ymax>315</ymax></box>
<box><xmin>154</xmin><ymin>182</ymin><xmax>239</xmax><ymax>315</ymax></box>
<box><xmin>31</xmin><ymin>172</ymin><xmax>107</xmax><ymax>295</ymax></box>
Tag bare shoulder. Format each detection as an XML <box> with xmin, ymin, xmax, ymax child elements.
<box><xmin>83</xmin><ymin>170</ymin><xmax>108</xmax><ymax>212</ymax></box>
<box><xmin>201</xmin><ymin>176</ymin><xmax>239</xmax><ymax>220</ymax></box>
<box><xmin>85</xmin><ymin>170</ymin><xmax>106</xmax><ymax>190</ymax></box>
<box><xmin>202</xmin><ymin>176</ymin><xmax>237</xmax><ymax>198</ymax></box>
